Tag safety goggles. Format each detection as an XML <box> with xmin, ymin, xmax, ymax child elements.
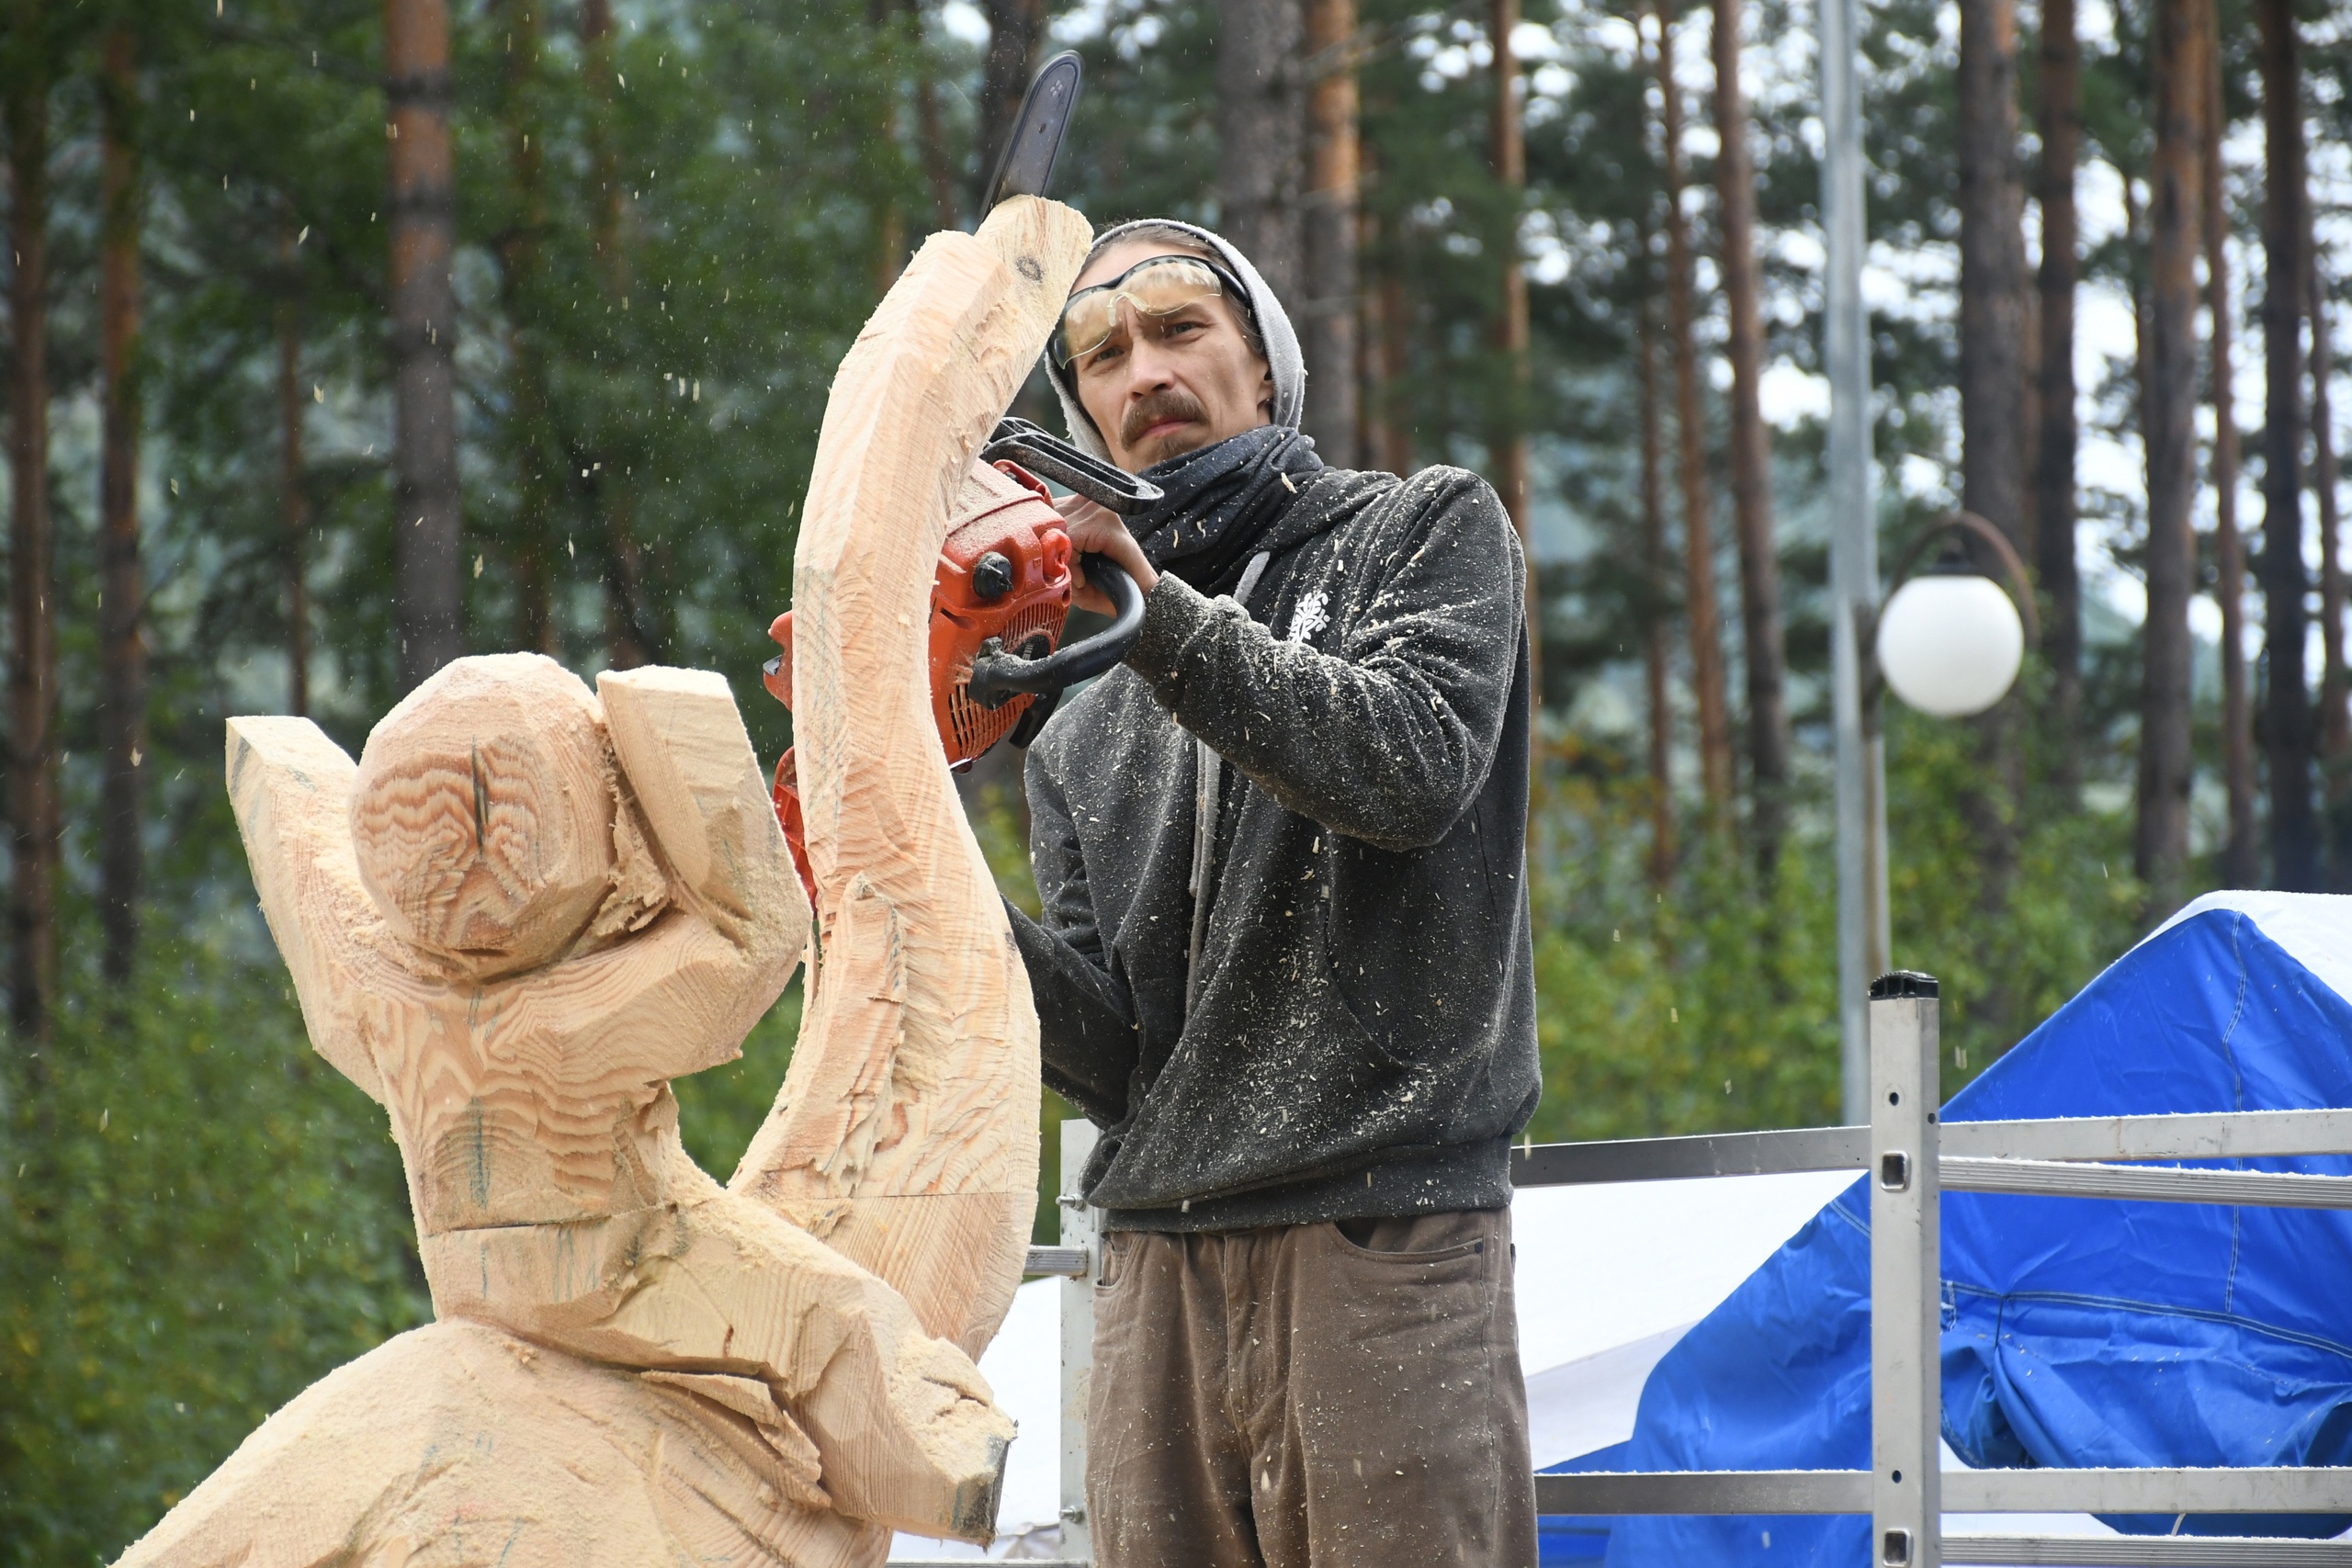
<box><xmin>1054</xmin><ymin>254</ymin><xmax>1251</xmax><ymax>367</ymax></box>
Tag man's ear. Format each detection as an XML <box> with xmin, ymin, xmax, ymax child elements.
<box><xmin>1259</xmin><ymin>362</ymin><xmax>1275</xmax><ymax>423</ymax></box>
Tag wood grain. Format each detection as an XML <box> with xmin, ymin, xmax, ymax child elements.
<box><xmin>351</xmin><ymin>653</ymin><xmax>619</xmax><ymax>976</ymax></box>
<box><xmin>116</xmin><ymin>1319</ymin><xmax>885</xmax><ymax>1568</ymax></box>
<box><xmin>732</xmin><ymin>196</ymin><xmax>1091</xmax><ymax>1359</ymax></box>
<box><xmin>221</xmin><ymin>653</ymin><xmax>1012</xmax><ymax>1543</ymax></box>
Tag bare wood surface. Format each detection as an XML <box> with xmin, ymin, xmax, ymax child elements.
<box><xmin>117</xmin><ymin>1320</ymin><xmax>882</xmax><ymax>1568</ymax></box>
<box><xmin>734</xmin><ymin>196</ymin><xmax>1089</xmax><ymax>1359</ymax></box>
<box><xmin>350</xmin><ymin>652</ymin><xmax>620</xmax><ymax>974</ymax></box>
<box><xmin>232</xmin><ymin>654</ymin><xmax>808</xmax><ymax>1229</ymax></box>
<box><xmin>218</xmin><ymin>650</ymin><xmax>1012</xmax><ymax>1546</ymax></box>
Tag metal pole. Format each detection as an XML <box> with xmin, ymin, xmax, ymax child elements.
<box><xmin>1057</xmin><ymin>1118</ymin><xmax>1100</xmax><ymax>1563</ymax></box>
<box><xmin>1870</xmin><ymin>972</ymin><xmax>1941</xmax><ymax>1568</ymax></box>
<box><xmin>1823</xmin><ymin>0</ymin><xmax>1889</xmax><ymax>1123</ymax></box>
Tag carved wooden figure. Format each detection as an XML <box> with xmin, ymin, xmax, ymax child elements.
<box><xmin>117</xmin><ymin>196</ymin><xmax>1091</xmax><ymax>1567</ymax></box>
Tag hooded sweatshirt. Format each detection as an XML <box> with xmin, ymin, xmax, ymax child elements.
<box><xmin>1010</xmin><ymin>222</ymin><xmax>1540</xmax><ymax>1233</ymax></box>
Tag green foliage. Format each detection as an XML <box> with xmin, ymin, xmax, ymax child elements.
<box><xmin>672</xmin><ymin>980</ymin><xmax>804</xmax><ymax>1180</ymax></box>
<box><xmin>1526</xmin><ymin>706</ymin><xmax>2152</xmax><ymax>1154</ymax></box>
<box><xmin>1527</xmin><ymin>759</ymin><xmax>1843</xmax><ymax>1143</ymax></box>
<box><xmin>0</xmin><ymin>921</ymin><xmax>427</xmax><ymax>1563</ymax></box>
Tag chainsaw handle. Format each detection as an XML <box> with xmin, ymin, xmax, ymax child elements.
<box><xmin>982</xmin><ymin>417</ymin><xmax>1164</xmax><ymax>515</ymax></box>
<box><xmin>967</xmin><ymin>554</ymin><xmax>1148</xmax><ymax>711</ymax></box>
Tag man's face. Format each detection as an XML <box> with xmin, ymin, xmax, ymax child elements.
<box><xmin>1066</xmin><ymin>239</ymin><xmax>1275</xmax><ymax>470</ymax></box>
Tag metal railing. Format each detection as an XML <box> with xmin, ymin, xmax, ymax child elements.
<box><xmin>1529</xmin><ymin>974</ymin><xmax>2352</xmax><ymax>1567</ymax></box>
<box><xmin>896</xmin><ymin>976</ymin><xmax>2352</xmax><ymax>1566</ymax></box>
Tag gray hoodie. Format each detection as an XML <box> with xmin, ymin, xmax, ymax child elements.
<box><xmin>1010</xmin><ymin>462</ymin><xmax>1540</xmax><ymax>1230</ymax></box>
<box><xmin>1012</xmin><ymin>221</ymin><xmax>1540</xmax><ymax>1232</ymax></box>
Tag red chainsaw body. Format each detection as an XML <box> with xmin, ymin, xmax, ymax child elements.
<box><xmin>765</xmin><ymin>458</ymin><xmax>1075</xmax><ymax>902</ymax></box>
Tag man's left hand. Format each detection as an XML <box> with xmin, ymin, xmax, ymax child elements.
<box><xmin>1059</xmin><ymin>497</ymin><xmax>1160</xmax><ymax>615</ymax></box>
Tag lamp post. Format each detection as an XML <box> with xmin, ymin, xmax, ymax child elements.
<box><xmin>1838</xmin><ymin>510</ymin><xmax>2036</xmax><ymax>1119</ymax></box>
<box><xmin>1823</xmin><ymin>4</ymin><xmax>2039</xmax><ymax>1117</ymax></box>
<box><xmin>1821</xmin><ymin>0</ymin><xmax>1881</xmax><ymax>1124</ymax></box>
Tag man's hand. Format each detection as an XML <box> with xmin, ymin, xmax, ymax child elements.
<box><xmin>1059</xmin><ymin>497</ymin><xmax>1160</xmax><ymax>615</ymax></box>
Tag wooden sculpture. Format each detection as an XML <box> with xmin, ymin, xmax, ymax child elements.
<box><xmin>732</xmin><ymin>195</ymin><xmax>1089</xmax><ymax>1359</ymax></box>
<box><xmin>117</xmin><ymin>195</ymin><xmax>1091</xmax><ymax>1567</ymax></box>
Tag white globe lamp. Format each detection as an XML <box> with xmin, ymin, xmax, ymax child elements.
<box><xmin>1875</xmin><ymin>564</ymin><xmax>2026</xmax><ymax>719</ymax></box>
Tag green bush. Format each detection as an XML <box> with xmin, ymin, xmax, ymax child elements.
<box><xmin>0</xmin><ymin>927</ymin><xmax>426</xmax><ymax>1563</ymax></box>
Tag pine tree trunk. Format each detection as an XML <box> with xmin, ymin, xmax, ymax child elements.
<box><xmin>1216</xmin><ymin>0</ymin><xmax>1305</xmax><ymax>308</ymax></box>
<box><xmin>909</xmin><ymin>0</ymin><xmax>958</xmax><ymax>231</ymax></box>
<box><xmin>1356</xmin><ymin>186</ymin><xmax>1380</xmax><ymax>466</ymax></box>
<box><xmin>2036</xmin><ymin>0</ymin><xmax>2084</xmax><ymax>792</ymax></box>
<box><xmin>98</xmin><ymin>25</ymin><xmax>145</xmax><ymax>983</ymax></box>
<box><xmin>581</xmin><ymin>0</ymin><xmax>649</xmax><ymax>670</ymax></box>
<box><xmin>1365</xmin><ymin>152</ymin><xmax>1414</xmax><ymax>475</ymax></box>
<box><xmin>1653</xmin><ymin>2</ymin><xmax>1735</xmax><ymax>814</ymax></box>
<box><xmin>2136</xmin><ymin>0</ymin><xmax>2204</xmax><ymax>921</ymax></box>
<box><xmin>975</xmin><ymin>0</ymin><xmax>1045</xmax><ymax>209</ymax></box>
<box><xmin>2124</xmin><ymin>167</ymin><xmax>2154</xmax><ymax>447</ymax></box>
<box><xmin>1957</xmin><ymin>0</ymin><xmax>2031</xmax><ymax>548</ymax></box>
<box><xmin>1639</xmin><ymin>299</ymin><xmax>1676</xmax><ymax>887</ymax></box>
<box><xmin>1303</xmin><ymin>0</ymin><xmax>1358</xmax><ymax>467</ymax></box>
<box><xmin>6</xmin><ymin>17</ymin><xmax>56</xmax><ymax>1046</ymax></box>
<box><xmin>2304</xmin><ymin>211</ymin><xmax>2348</xmax><ymax>858</ymax></box>
<box><xmin>1711</xmin><ymin>0</ymin><xmax>1789</xmax><ymax>872</ymax></box>
<box><xmin>279</xmin><ymin>277</ymin><xmax>309</xmax><ymax>717</ymax></box>
<box><xmin>1490</xmin><ymin>0</ymin><xmax>1536</xmax><ymax>697</ymax></box>
<box><xmin>1378</xmin><ymin>261</ymin><xmax>1412</xmax><ymax>472</ymax></box>
<box><xmin>2207</xmin><ymin>5</ymin><xmax>2256</xmax><ymax>887</ymax></box>
<box><xmin>1956</xmin><ymin>0</ymin><xmax>2029</xmax><ymax>942</ymax></box>
<box><xmin>2259</xmin><ymin>0</ymin><xmax>2319</xmax><ymax>889</ymax></box>
<box><xmin>501</xmin><ymin>0</ymin><xmax>557</xmax><ymax>654</ymax></box>
<box><xmin>385</xmin><ymin>0</ymin><xmax>464</xmax><ymax>689</ymax></box>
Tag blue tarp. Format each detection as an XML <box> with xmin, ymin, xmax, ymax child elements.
<box><xmin>1583</xmin><ymin>895</ymin><xmax>2352</xmax><ymax>1565</ymax></box>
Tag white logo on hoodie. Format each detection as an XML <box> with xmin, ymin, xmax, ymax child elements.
<box><xmin>1286</xmin><ymin>588</ymin><xmax>1330</xmax><ymax>645</ymax></box>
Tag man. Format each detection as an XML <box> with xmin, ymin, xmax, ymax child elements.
<box><xmin>1004</xmin><ymin>218</ymin><xmax>1541</xmax><ymax>1567</ymax></box>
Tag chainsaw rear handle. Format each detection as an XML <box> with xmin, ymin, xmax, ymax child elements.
<box><xmin>967</xmin><ymin>553</ymin><xmax>1147</xmax><ymax>711</ymax></box>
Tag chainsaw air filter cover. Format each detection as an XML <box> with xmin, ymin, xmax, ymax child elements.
<box><xmin>932</xmin><ymin>459</ymin><xmax>1074</xmax><ymax>764</ymax></box>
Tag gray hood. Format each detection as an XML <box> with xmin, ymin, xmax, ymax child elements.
<box><xmin>1043</xmin><ymin>218</ymin><xmax>1306</xmax><ymax>462</ymax></box>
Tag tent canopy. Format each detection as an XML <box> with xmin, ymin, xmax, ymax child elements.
<box><xmin>1604</xmin><ymin>892</ymin><xmax>2352</xmax><ymax>1565</ymax></box>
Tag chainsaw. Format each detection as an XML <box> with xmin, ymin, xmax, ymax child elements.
<box><xmin>764</xmin><ymin>55</ymin><xmax>1162</xmax><ymax>903</ymax></box>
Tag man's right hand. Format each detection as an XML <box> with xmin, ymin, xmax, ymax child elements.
<box><xmin>1060</xmin><ymin>496</ymin><xmax>1160</xmax><ymax>615</ymax></box>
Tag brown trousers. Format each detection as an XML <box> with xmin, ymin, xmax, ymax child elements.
<box><xmin>1087</xmin><ymin>1208</ymin><xmax>1537</xmax><ymax>1568</ymax></box>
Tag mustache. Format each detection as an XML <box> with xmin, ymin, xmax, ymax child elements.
<box><xmin>1121</xmin><ymin>389</ymin><xmax>1207</xmax><ymax>448</ymax></box>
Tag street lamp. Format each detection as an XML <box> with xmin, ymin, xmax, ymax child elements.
<box><xmin>1820</xmin><ymin>0</ymin><xmax>1880</xmax><ymax>1122</ymax></box>
<box><xmin>1827</xmin><ymin>510</ymin><xmax>2040</xmax><ymax>1112</ymax></box>
<box><xmin>1873</xmin><ymin>512</ymin><xmax>2039</xmax><ymax>720</ymax></box>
